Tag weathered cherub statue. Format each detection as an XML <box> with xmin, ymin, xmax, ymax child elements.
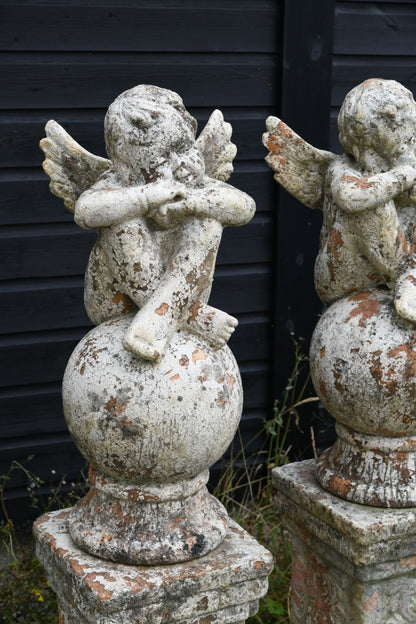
<box><xmin>263</xmin><ymin>78</ymin><xmax>416</xmax><ymax>321</ymax></box>
<box><xmin>41</xmin><ymin>85</ymin><xmax>255</xmax><ymax>361</ymax></box>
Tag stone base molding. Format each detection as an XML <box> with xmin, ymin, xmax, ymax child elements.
<box><xmin>34</xmin><ymin>509</ymin><xmax>273</xmax><ymax>624</ymax></box>
<box><xmin>316</xmin><ymin>423</ymin><xmax>416</xmax><ymax>507</ymax></box>
<box><xmin>273</xmin><ymin>460</ymin><xmax>416</xmax><ymax>624</ymax></box>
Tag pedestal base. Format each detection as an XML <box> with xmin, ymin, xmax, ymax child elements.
<box><xmin>69</xmin><ymin>469</ymin><xmax>228</xmax><ymax>565</ymax></box>
<box><xmin>34</xmin><ymin>509</ymin><xmax>273</xmax><ymax>624</ymax></box>
<box><xmin>273</xmin><ymin>460</ymin><xmax>416</xmax><ymax>623</ymax></box>
<box><xmin>316</xmin><ymin>423</ymin><xmax>416</xmax><ymax>507</ymax></box>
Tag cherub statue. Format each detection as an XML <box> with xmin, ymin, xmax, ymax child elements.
<box><xmin>41</xmin><ymin>85</ymin><xmax>255</xmax><ymax>361</ymax></box>
<box><xmin>263</xmin><ymin>78</ymin><xmax>416</xmax><ymax>321</ymax></box>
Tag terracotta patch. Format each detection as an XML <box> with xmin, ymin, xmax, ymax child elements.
<box><xmin>340</xmin><ymin>173</ymin><xmax>375</xmax><ymax>190</ymax></box>
<box><xmin>226</xmin><ymin>373</ymin><xmax>235</xmax><ymax>390</ymax></box>
<box><xmin>83</xmin><ymin>573</ymin><xmax>113</xmax><ymax>601</ymax></box>
<box><xmin>111</xmin><ymin>291</ymin><xmax>134</xmax><ymax>313</ymax></box>
<box><xmin>345</xmin><ymin>291</ymin><xmax>382</xmax><ymax>327</ymax></box>
<box><xmin>155</xmin><ymin>302</ymin><xmax>169</xmax><ymax>316</ymax></box>
<box><xmin>192</xmin><ymin>348</ymin><xmax>206</xmax><ymax>363</ymax></box>
<box><xmin>363</xmin><ymin>591</ymin><xmax>380</xmax><ymax>612</ymax></box>
<box><xmin>104</xmin><ymin>396</ymin><xmax>129</xmax><ymax>415</ymax></box>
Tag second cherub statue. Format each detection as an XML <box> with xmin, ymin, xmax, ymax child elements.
<box><xmin>264</xmin><ymin>78</ymin><xmax>416</xmax><ymax>507</ymax></box>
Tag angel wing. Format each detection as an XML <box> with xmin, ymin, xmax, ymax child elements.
<box><xmin>196</xmin><ymin>110</ymin><xmax>237</xmax><ymax>182</ymax></box>
<box><xmin>40</xmin><ymin>120</ymin><xmax>111</xmax><ymax>213</ymax></box>
<box><xmin>263</xmin><ymin>116</ymin><xmax>335</xmax><ymax>210</ymax></box>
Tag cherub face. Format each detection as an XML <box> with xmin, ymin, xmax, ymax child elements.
<box><xmin>155</xmin><ymin>140</ymin><xmax>205</xmax><ymax>186</ymax></box>
<box><xmin>138</xmin><ymin>109</ymin><xmax>205</xmax><ymax>185</ymax></box>
<box><xmin>106</xmin><ymin>95</ymin><xmax>204</xmax><ymax>185</ymax></box>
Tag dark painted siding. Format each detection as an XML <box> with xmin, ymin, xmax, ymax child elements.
<box><xmin>272</xmin><ymin>0</ymin><xmax>336</xmax><ymax>457</ymax></box>
<box><xmin>0</xmin><ymin>1</ymin><xmax>280</xmax><ymax>515</ymax></box>
<box><xmin>273</xmin><ymin>0</ymin><xmax>416</xmax><ymax>457</ymax></box>
<box><xmin>331</xmin><ymin>1</ymin><xmax>416</xmax><ymax>152</ymax></box>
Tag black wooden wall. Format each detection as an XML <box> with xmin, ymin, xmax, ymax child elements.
<box><xmin>0</xmin><ymin>0</ymin><xmax>280</xmax><ymax>517</ymax></box>
<box><xmin>331</xmin><ymin>0</ymin><xmax>416</xmax><ymax>154</ymax></box>
<box><xmin>2</xmin><ymin>0</ymin><xmax>416</xmax><ymax>519</ymax></box>
<box><xmin>273</xmin><ymin>0</ymin><xmax>416</xmax><ymax>456</ymax></box>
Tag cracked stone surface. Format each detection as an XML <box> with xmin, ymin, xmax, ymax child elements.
<box><xmin>34</xmin><ymin>84</ymin><xmax>270</xmax><ymax>624</ymax></box>
<box><xmin>34</xmin><ymin>509</ymin><xmax>273</xmax><ymax>624</ymax></box>
<box><xmin>273</xmin><ymin>460</ymin><xmax>416</xmax><ymax>623</ymax></box>
<box><xmin>62</xmin><ymin>317</ymin><xmax>242</xmax><ymax>564</ymax></box>
<box><xmin>264</xmin><ymin>79</ymin><xmax>416</xmax><ymax>507</ymax></box>
<box><xmin>37</xmin><ymin>84</ymin><xmax>258</xmax><ymax>564</ymax></box>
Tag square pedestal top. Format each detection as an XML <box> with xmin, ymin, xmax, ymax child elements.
<box><xmin>273</xmin><ymin>460</ymin><xmax>416</xmax><ymax>571</ymax></box>
<box><xmin>34</xmin><ymin>509</ymin><xmax>273</xmax><ymax>623</ymax></box>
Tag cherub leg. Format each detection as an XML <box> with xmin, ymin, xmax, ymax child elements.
<box><xmin>85</xmin><ymin>219</ymin><xmax>164</xmax><ymax>327</ymax></box>
<box><xmin>123</xmin><ymin>217</ymin><xmax>228</xmax><ymax>361</ymax></box>
<box><xmin>390</xmin><ymin>221</ymin><xmax>416</xmax><ymax>323</ymax></box>
<box><xmin>84</xmin><ymin>240</ymin><xmax>136</xmax><ymax>325</ymax></box>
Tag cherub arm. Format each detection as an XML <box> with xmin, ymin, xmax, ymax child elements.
<box><xmin>184</xmin><ymin>180</ymin><xmax>255</xmax><ymax>226</ymax></box>
<box><xmin>74</xmin><ymin>175</ymin><xmax>186</xmax><ymax>229</ymax></box>
<box><xmin>152</xmin><ymin>180</ymin><xmax>255</xmax><ymax>229</ymax></box>
<box><xmin>331</xmin><ymin>159</ymin><xmax>416</xmax><ymax>214</ymax></box>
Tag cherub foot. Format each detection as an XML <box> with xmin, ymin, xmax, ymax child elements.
<box><xmin>394</xmin><ymin>273</ymin><xmax>416</xmax><ymax>323</ymax></box>
<box><xmin>122</xmin><ymin>306</ymin><xmax>174</xmax><ymax>362</ymax></box>
<box><xmin>187</xmin><ymin>303</ymin><xmax>238</xmax><ymax>349</ymax></box>
<box><xmin>123</xmin><ymin>330</ymin><xmax>163</xmax><ymax>362</ymax></box>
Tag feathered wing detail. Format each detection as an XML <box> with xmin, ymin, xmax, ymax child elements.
<box><xmin>40</xmin><ymin>120</ymin><xmax>111</xmax><ymax>213</ymax></box>
<box><xmin>263</xmin><ymin>116</ymin><xmax>335</xmax><ymax>210</ymax></box>
<box><xmin>196</xmin><ymin>109</ymin><xmax>237</xmax><ymax>182</ymax></box>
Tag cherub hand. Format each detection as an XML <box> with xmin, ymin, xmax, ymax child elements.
<box><xmin>145</xmin><ymin>181</ymin><xmax>186</xmax><ymax>210</ymax></box>
<box><xmin>149</xmin><ymin>199</ymin><xmax>194</xmax><ymax>229</ymax></box>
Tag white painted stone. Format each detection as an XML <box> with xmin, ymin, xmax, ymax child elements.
<box><xmin>37</xmin><ymin>84</ymin><xmax>257</xmax><ymax>563</ymax></box>
<box><xmin>62</xmin><ymin>315</ymin><xmax>242</xmax><ymax>563</ymax></box>
<box><xmin>63</xmin><ymin>316</ymin><xmax>242</xmax><ymax>484</ymax></box>
<box><xmin>263</xmin><ymin>79</ymin><xmax>416</xmax><ymax>318</ymax></box>
<box><xmin>36</xmin><ymin>82</ymin><xmax>269</xmax><ymax>622</ymax></box>
<box><xmin>34</xmin><ymin>509</ymin><xmax>273</xmax><ymax>624</ymax></box>
<box><xmin>273</xmin><ymin>461</ymin><xmax>416</xmax><ymax>623</ymax></box>
<box><xmin>264</xmin><ymin>79</ymin><xmax>416</xmax><ymax>507</ymax></box>
<box><xmin>41</xmin><ymin>85</ymin><xmax>255</xmax><ymax>363</ymax></box>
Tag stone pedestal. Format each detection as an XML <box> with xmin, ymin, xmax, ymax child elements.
<box><xmin>273</xmin><ymin>460</ymin><xmax>416</xmax><ymax>624</ymax></box>
<box><xmin>34</xmin><ymin>509</ymin><xmax>273</xmax><ymax>624</ymax></box>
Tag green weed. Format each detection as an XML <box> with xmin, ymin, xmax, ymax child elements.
<box><xmin>0</xmin><ymin>461</ymin><xmax>88</xmax><ymax>623</ymax></box>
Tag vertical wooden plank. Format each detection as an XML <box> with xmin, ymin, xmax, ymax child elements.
<box><xmin>273</xmin><ymin>0</ymin><xmax>335</xmax><ymax>395</ymax></box>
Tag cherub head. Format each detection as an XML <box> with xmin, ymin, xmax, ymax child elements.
<box><xmin>104</xmin><ymin>85</ymin><xmax>205</xmax><ymax>185</ymax></box>
<box><xmin>338</xmin><ymin>79</ymin><xmax>416</xmax><ymax>170</ymax></box>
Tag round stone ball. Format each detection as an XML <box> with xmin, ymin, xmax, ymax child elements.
<box><xmin>62</xmin><ymin>316</ymin><xmax>243</xmax><ymax>483</ymax></box>
<box><xmin>310</xmin><ymin>289</ymin><xmax>416</xmax><ymax>436</ymax></box>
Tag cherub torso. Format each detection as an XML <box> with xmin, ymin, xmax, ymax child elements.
<box><xmin>315</xmin><ymin>155</ymin><xmax>413</xmax><ymax>304</ymax></box>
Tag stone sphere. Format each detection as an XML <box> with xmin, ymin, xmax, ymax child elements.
<box><xmin>62</xmin><ymin>316</ymin><xmax>243</xmax><ymax>483</ymax></box>
<box><xmin>310</xmin><ymin>289</ymin><xmax>416</xmax><ymax>436</ymax></box>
